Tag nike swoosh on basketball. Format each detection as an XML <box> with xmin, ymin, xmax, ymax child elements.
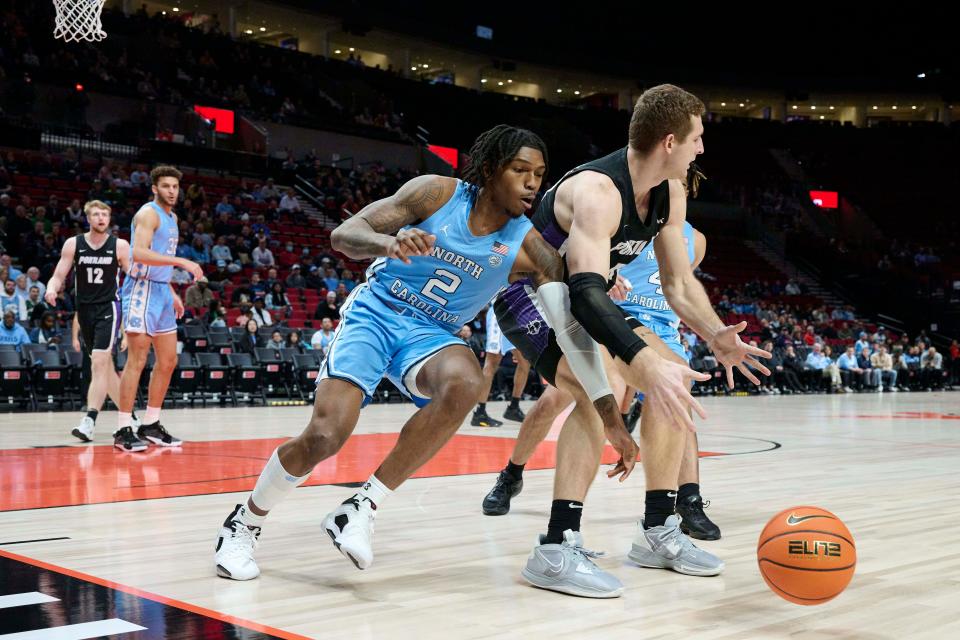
<box><xmin>786</xmin><ymin>514</ymin><xmax>832</xmax><ymax>525</ymax></box>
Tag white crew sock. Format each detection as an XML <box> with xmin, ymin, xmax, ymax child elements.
<box><xmin>356</xmin><ymin>474</ymin><xmax>392</xmax><ymax>510</ymax></box>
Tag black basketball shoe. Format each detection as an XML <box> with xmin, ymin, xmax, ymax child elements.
<box><xmin>503</xmin><ymin>404</ymin><xmax>525</xmax><ymax>423</ymax></box>
<box><xmin>482</xmin><ymin>470</ymin><xmax>523</xmax><ymax>515</ymax></box>
<box><xmin>676</xmin><ymin>494</ymin><xmax>721</xmax><ymax>541</ymax></box>
<box><xmin>113</xmin><ymin>426</ymin><xmax>148</xmax><ymax>452</ymax></box>
<box><xmin>471</xmin><ymin>409</ymin><xmax>503</xmax><ymax>428</ymax></box>
<box><xmin>137</xmin><ymin>421</ymin><xmax>183</xmax><ymax>447</ymax></box>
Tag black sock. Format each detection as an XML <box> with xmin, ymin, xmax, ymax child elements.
<box><xmin>476</xmin><ymin>403</ymin><xmax>486</xmax><ymax>414</ymax></box>
<box><xmin>131</xmin><ymin>409</ymin><xmax>138</xmax><ymax>421</ymax></box>
<box><xmin>678</xmin><ymin>482</ymin><xmax>700</xmax><ymax>503</ymax></box>
<box><xmin>546</xmin><ymin>499</ymin><xmax>583</xmax><ymax>545</ymax></box>
<box><xmin>86</xmin><ymin>409</ymin><xmax>99</xmax><ymax>423</ymax></box>
<box><xmin>644</xmin><ymin>490</ymin><xmax>676</xmax><ymax>529</ymax></box>
<box><xmin>510</xmin><ymin>396</ymin><xmax>520</xmax><ymax>409</ymax></box>
<box><xmin>505</xmin><ymin>459</ymin><xmax>525</xmax><ymax>480</ymax></box>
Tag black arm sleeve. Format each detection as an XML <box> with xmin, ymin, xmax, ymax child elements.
<box><xmin>568</xmin><ymin>272</ymin><xmax>646</xmax><ymax>364</ymax></box>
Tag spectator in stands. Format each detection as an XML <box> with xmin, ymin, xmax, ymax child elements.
<box><xmin>211</xmin><ymin>236</ymin><xmax>234</xmax><ymax>266</ymax></box>
<box><xmin>314</xmin><ymin>290</ymin><xmax>341</xmax><ymax>322</ymax></box>
<box><xmin>871</xmin><ymin>344</ymin><xmax>898</xmax><ymax>391</ymax></box>
<box><xmin>130</xmin><ymin>165</ymin><xmax>149</xmax><ymax>187</ymax></box>
<box><xmin>207</xmin><ymin>261</ymin><xmax>230</xmax><ymax>292</ymax></box>
<box><xmin>780</xmin><ymin>344</ymin><xmax>807</xmax><ymax>393</ymax></box>
<box><xmin>252</xmin><ymin>215</ymin><xmax>270</xmax><ymax>239</ymax></box>
<box><xmin>298</xmin><ymin>265</ymin><xmax>319</xmax><ymax>290</ymax></box>
<box><xmin>205</xmin><ymin>299</ymin><xmax>227</xmax><ymax>328</ymax></box>
<box><xmin>236</xmin><ymin>319</ymin><xmax>261</xmax><ymax>354</ymax></box>
<box><xmin>29</xmin><ymin>311</ymin><xmax>62</xmax><ymax>346</ymax></box>
<box><xmin>277</xmin><ymin>242</ymin><xmax>299</xmax><ymax>268</ymax></box>
<box><xmin>287</xmin><ymin>330</ymin><xmax>308</xmax><ymax>353</ymax></box>
<box><xmin>458</xmin><ymin>324</ymin><xmax>484</xmax><ymax>361</ymax></box>
<box><xmin>920</xmin><ymin>347</ymin><xmax>944</xmax><ymax>390</ymax></box>
<box><xmin>279</xmin><ymin>189</ymin><xmax>301</xmax><ymax>215</ymax></box>
<box><xmin>231</xmin><ymin>279</ymin><xmax>254</xmax><ymax>305</ymax></box>
<box><xmin>339</xmin><ymin>269</ymin><xmax>357</xmax><ymax>293</ymax></box>
<box><xmin>171</xmin><ymin>266</ymin><xmax>193</xmax><ymax>286</ymax></box>
<box><xmin>858</xmin><ymin>346</ymin><xmax>880</xmax><ymax>390</ymax></box>
<box><xmin>266</xmin><ymin>330</ymin><xmax>286</xmax><ymax>351</ymax></box>
<box><xmin>235</xmin><ymin>303</ymin><xmax>254</xmax><ymax>327</ymax></box>
<box><xmin>0</xmin><ymin>308</ymin><xmax>30</xmax><ymax>350</ymax></box>
<box><xmin>323</xmin><ymin>267</ymin><xmax>340</xmax><ymax>292</ymax></box>
<box><xmin>0</xmin><ymin>280</ymin><xmax>26</xmax><ymax>321</ymax></box>
<box><xmin>805</xmin><ymin>343</ymin><xmax>835</xmax><ymax>392</ymax></box>
<box><xmin>185</xmin><ymin>276</ymin><xmax>214</xmax><ymax>310</ymax></box>
<box><xmin>822</xmin><ymin>345</ymin><xmax>844</xmax><ymax>392</ymax></box>
<box><xmin>785</xmin><ymin>279</ymin><xmax>802</xmax><ymax>295</ymax></box>
<box><xmin>259</xmin><ymin>178</ymin><xmax>281</xmax><ymax>202</ymax></box>
<box><xmin>854</xmin><ymin>332</ymin><xmax>872</xmax><ymax>356</ymax></box>
<box><xmin>252</xmin><ymin>237</ymin><xmax>275</xmax><ymax>269</ymax></box>
<box><xmin>310</xmin><ymin>317</ymin><xmax>335</xmax><ymax>355</ymax></box>
<box><xmin>836</xmin><ymin>346</ymin><xmax>863</xmax><ymax>392</ymax></box>
<box><xmin>250</xmin><ymin>297</ymin><xmax>272</xmax><ymax>327</ymax></box>
<box><xmin>215</xmin><ymin>194</ymin><xmax>235</xmax><ymax>216</ymax></box>
<box><xmin>23</xmin><ymin>286</ymin><xmax>43</xmax><ymax>323</ymax></box>
<box><xmin>285</xmin><ymin>264</ymin><xmax>305</xmax><ymax>289</ymax></box>
<box><xmin>249</xmin><ymin>272</ymin><xmax>267</xmax><ymax>298</ymax></box>
<box><xmin>188</xmin><ymin>236</ymin><xmax>210</xmax><ymax>264</ymax></box>
<box><xmin>24</xmin><ymin>267</ymin><xmax>44</xmax><ymax>298</ymax></box>
<box><xmin>266</xmin><ymin>282</ymin><xmax>290</xmax><ymax>315</ymax></box>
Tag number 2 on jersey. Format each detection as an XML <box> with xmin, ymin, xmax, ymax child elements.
<box><xmin>421</xmin><ymin>269</ymin><xmax>462</xmax><ymax>306</ymax></box>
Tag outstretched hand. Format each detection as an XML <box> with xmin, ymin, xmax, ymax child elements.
<box><xmin>709</xmin><ymin>321</ymin><xmax>772</xmax><ymax>388</ymax></box>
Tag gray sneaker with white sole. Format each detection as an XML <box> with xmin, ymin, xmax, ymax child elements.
<box><xmin>627</xmin><ymin>515</ymin><xmax>724</xmax><ymax>576</ymax></box>
<box><xmin>521</xmin><ymin>529</ymin><xmax>624</xmax><ymax>598</ymax></box>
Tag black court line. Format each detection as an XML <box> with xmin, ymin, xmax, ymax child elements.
<box><xmin>0</xmin><ymin>537</ymin><xmax>71</xmax><ymax>545</ymax></box>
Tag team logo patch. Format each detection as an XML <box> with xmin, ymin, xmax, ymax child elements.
<box><xmin>525</xmin><ymin>319</ymin><xmax>543</xmax><ymax>335</ymax></box>
<box><xmin>488</xmin><ymin>254</ymin><xmax>502</xmax><ymax>267</ymax></box>
<box><xmin>127</xmin><ymin>316</ymin><xmax>143</xmax><ymax>329</ymax></box>
<box><xmin>491</xmin><ymin>241</ymin><xmax>509</xmax><ymax>255</ymax></box>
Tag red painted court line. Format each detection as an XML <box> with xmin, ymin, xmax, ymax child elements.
<box><xmin>0</xmin><ymin>548</ymin><xmax>312</xmax><ymax>640</ymax></box>
<box><xmin>0</xmin><ymin>433</ymin><xmax>724</xmax><ymax>511</ymax></box>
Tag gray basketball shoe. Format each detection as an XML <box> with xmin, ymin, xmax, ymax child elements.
<box><xmin>521</xmin><ymin>529</ymin><xmax>624</xmax><ymax>598</ymax></box>
<box><xmin>627</xmin><ymin>515</ymin><xmax>724</xmax><ymax>576</ymax></box>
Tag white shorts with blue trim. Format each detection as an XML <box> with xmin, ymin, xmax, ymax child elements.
<box><xmin>319</xmin><ymin>285</ymin><xmax>466</xmax><ymax>407</ymax></box>
<box><xmin>484</xmin><ymin>312</ymin><xmax>515</xmax><ymax>355</ymax></box>
<box><xmin>121</xmin><ymin>278</ymin><xmax>176</xmax><ymax>336</ymax></box>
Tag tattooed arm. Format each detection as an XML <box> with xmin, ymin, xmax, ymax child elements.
<box><xmin>508</xmin><ymin>227</ymin><xmax>564</xmax><ymax>288</ymax></box>
<box><xmin>330</xmin><ymin>175</ymin><xmax>457</xmax><ymax>262</ymax></box>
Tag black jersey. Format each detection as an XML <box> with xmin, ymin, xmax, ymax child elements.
<box><xmin>73</xmin><ymin>234</ymin><xmax>120</xmax><ymax>305</ymax></box>
<box><xmin>531</xmin><ymin>147</ymin><xmax>671</xmax><ymax>281</ymax></box>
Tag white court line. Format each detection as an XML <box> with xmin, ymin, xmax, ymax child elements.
<box><xmin>0</xmin><ymin>593</ymin><xmax>59</xmax><ymax>610</ymax></box>
<box><xmin>0</xmin><ymin>619</ymin><xmax>146</xmax><ymax>639</ymax></box>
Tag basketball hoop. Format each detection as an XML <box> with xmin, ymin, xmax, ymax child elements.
<box><xmin>53</xmin><ymin>0</ymin><xmax>107</xmax><ymax>42</ymax></box>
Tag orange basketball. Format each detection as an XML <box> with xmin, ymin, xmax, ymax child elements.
<box><xmin>757</xmin><ymin>506</ymin><xmax>856</xmax><ymax>605</ymax></box>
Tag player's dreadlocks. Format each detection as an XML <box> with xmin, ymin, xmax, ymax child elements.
<box><xmin>462</xmin><ymin>125</ymin><xmax>548</xmax><ymax>187</ymax></box>
<box><xmin>685</xmin><ymin>162</ymin><xmax>706</xmax><ymax>199</ymax></box>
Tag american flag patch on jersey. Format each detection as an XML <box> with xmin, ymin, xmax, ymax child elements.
<box><xmin>491</xmin><ymin>241</ymin><xmax>509</xmax><ymax>255</ymax></box>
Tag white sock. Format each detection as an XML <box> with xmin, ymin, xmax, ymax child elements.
<box><xmin>236</xmin><ymin>503</ymin><xmax>266</xmax><ymax>528</ymax></box>
<box><xmin>144</xmin><ymin>406</ymin><xmax>161</xmax><ymax>424</ymax></box>
<box><xmin>116</xmin><ymin>412</ymin><xmax>132</xmax><ymax>434</ymax></box>
<box><xmin>246</xmin><ymin>449</ymin><xmax>310</xmax><ymax>519</ymax></box>
<box><xmin>357</xmin><ymin>474</ymin><xmax>392</xmax><ymax>509</ymax></box>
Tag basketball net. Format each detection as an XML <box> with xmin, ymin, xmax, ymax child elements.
<box><xmin>53</xmin><ymin>0</ymin><xmax>107</xmax><ymax>42</ymax></box>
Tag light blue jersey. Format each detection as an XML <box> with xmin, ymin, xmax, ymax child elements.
<box><xmin>128</xmin><ymin>201</ymin><xmax>178</xmax><ymax>283</ymax></box>
<box><xmin>322</xmin><ymin>180</ymin><xmax>532</xmax><ymax>406</ymax></box>
<box><xmin>617</xmin><ymin>222</ymin><xmax>696</xmax><ymax>363</ymax></box>
<box><xmin>365</xmin><ymin>180</ymin><xmax>531</xmax><ymax>332</ymax></box>
<box><xmin>618</xmin><ymin>222</ymin><xmax>696</xmax><ymax>331</ymax></box>
<box><xmin>122</xmin><ymin>201</ymin><xmax>179</xmax><ymax>336</ymax></box>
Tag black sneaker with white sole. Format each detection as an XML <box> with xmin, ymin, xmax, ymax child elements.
<box><xmin>137</xmin><ymin>421</ymin><xmax>183</xmax><ymax>447</ymax></box>
<box><xmin>113</xmin><ymin>426</ymin><xmax>148</xmax><ymax>452</ymax></box>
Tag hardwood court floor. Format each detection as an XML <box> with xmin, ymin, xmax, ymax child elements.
<box><xmin>1</xmin><ymin>392</ymin><xmax>958</xmax><ymax>639</ymax></box>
